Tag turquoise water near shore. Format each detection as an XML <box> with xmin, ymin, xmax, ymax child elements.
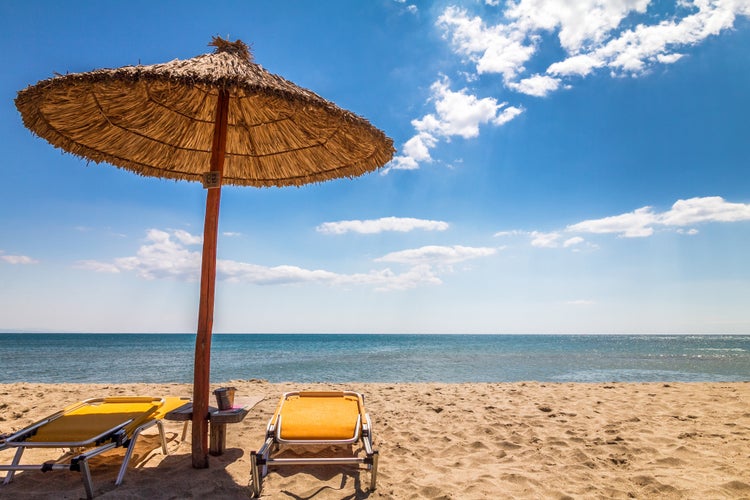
<box><xmin>1</xmin><ymin>334</ymin><xmax>748</xmax><ymax>384</ymax></box>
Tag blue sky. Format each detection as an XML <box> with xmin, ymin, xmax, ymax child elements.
<box><xmin>1</xmin><ymin>0</ymin><xmax>749</xmax><ymax>334</ymax></box>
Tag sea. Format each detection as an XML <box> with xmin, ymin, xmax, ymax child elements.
<box><xmin>1</xmin><ymin>334</ymin><xmax>748</xmax><ymax>384</ymax></box>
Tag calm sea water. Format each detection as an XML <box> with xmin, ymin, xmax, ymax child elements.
<box><xmin>1</xmin><ymin>334</ymin><xmax>748</xmax><ymax>384</ymax></box>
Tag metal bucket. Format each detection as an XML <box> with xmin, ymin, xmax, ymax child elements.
<box><xmin>213</xmin><ymin>387</ymin><xmax>237</xmax><ymax>410</ymax></box>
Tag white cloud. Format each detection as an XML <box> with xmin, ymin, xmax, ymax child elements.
<box><xmin>508</xmin><ymin>74</ymin><xmax>562</xmax><ymax>96</ymax></box>
<box><xmin>172</xmin><ymin>229</ymin><xmax>202</xmax><ymax>245</ymax></box>
<box><xmin>557</xmin><ymin>0</ymin><xmax>750</xmax><ymax>76</ymax></box>
<box><xmin>77</xmin><ymin>229</ymin><xmax>496</xmax><ymax>292</ymax></box>
<box><xmin>369</xmin><ymin>266</ymin><xmax>443</xmax><ymax>292</ymax></box>
<box><xmin>1</xmin><ymin>254</ymin><xmax>39</xmax><ymax>265</ymax></box>
<box><xmin>414</xmin><ymin>78</ymin><xmax>521</xmax><ymax>139</ymax></box>
<box><xmin>498</xmin><ymin>197</ymin><xmax>749</xmax><ymax>250</ymax></box>
<box><xmin>506</xmin><ymin>0</ymin><xmax>650</xmax><ymax>52</ymax></box>
<box><xmin>317</xmin><ymin>217</ymin><xmax>449</xmax><ymax>235</ymax></box>
<box><xmin>568</xmin><ymin>197</ymin><xmax>750</xmax><ymax>238</ymax></box>
<box><xmin>495</xmin><ymin>229</ymin><xmax>591</xmax><ymax>251</ymax></box>
<box><xmin>385</xmin><ymin>155</ymin><xmax>420</xmax><ymax>172</ymax></box>
<box><xmin>216</xmin><ymin>260</ymin><xmax>339</xmax><ymax>286</ymax></box>
<box><xmin>493</xmin><ymin>230</ymin><xmax>527</xmax><ymax>237</ymax></box>
<box><xmin>111</xmin><ymin>229</ymin><xmax>202</xmax><ymax>280</ymax></box>
<box><xmin>386</xmin><ymin>77</ymin><xmax>523</xmax><ymax>173</ymax></box>
<box><xmin>375</xmin><ymin>245</ymin><xmax>497</xmax><ymax>265</ymax></box>
<box><xmin>530</xmin><ymin>231</ymin><xmax>562</xmax><ymax>248</ymax></box>
<box><xmin>438</xmin><ymin>1</ymin><xmax>750</xmax><ymax>94</ymax></box>
<box><xmin>567</xmin><ymin>206</ymin><xmax>657</xmax><ymax>237</ymax></box>
<box><xmin>657</xmin><ymin>52</ymin><xmax>684</xmax><ymax>64</ymax></box>
<box><xmin>547</xmin><ymin>53</ymin><xmax>604</xmax><ymax>76</ymax></box>
<box><xmin>659</xmin><ymin>196</ymin><xmax>750</xmax><ymax>226</ymax></box>
<box><xmin>404</xmin><ymin>133</ymin><xmax>437</xmax><ymax>161</ymax></box>
<box><xmin>394</xmin><ymin>0</ymin><xmax>418</xmax><ymax>14</ymax></box>
<box><xmin>438</xmin><ymin>6</ymin><xmax>535</xmax><ymax>81</ymax></box>
<box><xmin>563</xmin><ymin>236</ymin><xmax>585</xmax><ymax>247</ymax></box>
<box><xmin>388</xmin><ymin>2</ymin><xmax>749</xmax><ymax>177</ymax></box>
<box><xmin>494</xmin><ymin>104</ymin><xmax>525</xmax><ymax>125</ymax></box>
<box><xmin>217</xmin><ymin>260</ymin><xmax>440</xmax><ymax>291</ymax></box>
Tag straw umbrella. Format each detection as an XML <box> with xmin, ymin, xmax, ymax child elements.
<box><xmin>15</xmin><ymin>37</ymin><xmax>394</xmax><ymax>468</ymax></box>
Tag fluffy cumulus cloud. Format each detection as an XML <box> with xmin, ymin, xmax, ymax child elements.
<box><xmin>317</xmin><ymin>217</ymin><xmax>449</xmax><ymax>235</ymax></box>
<box><xmin>659</xmin><ymin>196</ymin><xmax>750</xmax><ymax>226</ymax></box>
<box><xmin>77</xmin><ymin>228</ymin><xmax>496</xmax><ymax>292</ymax></box>
<box><xmin>387</xmin><ymin>1</ymin><xmax>750</xmax><ymax>175</ymax></box>
<box><xmin>507</xmin><ymin>74</ymin><xmax>563</xmax><ymax>96</ymax></box>
<box><xmin>441</xmin><ymin>1</ymin><xmax>750</xmax><ymax>88</ymax></box>
<box><xmin>438</xmin><ymin>6</ymin><xmax>536</xmax><ymax>80</ymax></box>
<box><xmin>506</xmin><ymin>0</ymin><xmax>651</xmax><ymax>52</ymax></box>
<box><xmin>76</xmin><ymin>229</ymin><xmax>203</xmax><ymax>280</ymax></box>
<box><xmin>386</xmin><ymin>77</ymin><xmax>523</xmax><ymax>172</ymax></box>
<box><xmin>413</xmin><ymin>78</ymin><xmax>520</xmax><ymax>139</ymax></box>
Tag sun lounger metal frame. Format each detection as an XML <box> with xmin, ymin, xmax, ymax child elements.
<box><xmin>250</xmin><ymin>391</ymin><xmax>378</xmax><ymax>498</ymax></box>
<box><xmin>0</xmin><ymin>396</ymin><xmax>188</xmax><ymax>499</ymax></box>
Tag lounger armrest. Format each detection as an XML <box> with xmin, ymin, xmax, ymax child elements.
<box><xmin>362</xmin><ymin>413</ymin><xmax>373</xmax><ymax>437</ymax></box>
<box><xmin>3</xmin><ymin>419</ymin><xmax>51</xmax><ymax>443</ymax></box>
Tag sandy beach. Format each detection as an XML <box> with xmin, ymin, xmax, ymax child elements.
<box><xmin>1</xmin><ymin>381</ymin><xmax>749</xmax><ymax>499</ymax></box>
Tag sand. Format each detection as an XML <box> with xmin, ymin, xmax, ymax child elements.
<box><xmin>1</xmin><ymin>381</ymin><xmax>749</xmax><ymax>499</ymax></box>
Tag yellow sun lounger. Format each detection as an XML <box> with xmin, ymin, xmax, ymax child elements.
<box><xmin>0</xmin><ymin>396</ymin><xmax>189</xmax><ymax>498</ymax></box>
<box><xmin>250</xmin><ymin>391</ymin><xmax>378</xmax><ymax>497</ymax></box>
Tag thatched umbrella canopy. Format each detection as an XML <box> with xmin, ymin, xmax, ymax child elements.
<box><xmin>15</xmin><ymin>37</ymin><xmax>394</xmax><ymax>468</ymax></box>
<box><xmin>16</xmin><ymin>37</ymin><xmax>393</xmax><ymax>187</ymax></box>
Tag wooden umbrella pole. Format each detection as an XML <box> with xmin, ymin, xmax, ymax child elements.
<box><xmin>192</xmin><ymin>88</ymin><xmax>230</xmax><ymax>468</ymax></box>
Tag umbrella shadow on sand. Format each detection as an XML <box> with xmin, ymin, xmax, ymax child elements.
<box><xmin>133</xmin><ymin>445</ymin><xmax>253</xmax><ymax>499</ymax></box>
<box><xmin>0</xmin><ymin>430</ymin><xmax>226</xmax><ymax>498</ymax></box>
<box><xmin>273</xmin><ymin>467</ymin><xmax>375</xmax><ymax>500</ymax></box>
<box><xmin>264</xmin><ymin>446</ymin><xmax>377</xmax><ymax>500</ymax></box>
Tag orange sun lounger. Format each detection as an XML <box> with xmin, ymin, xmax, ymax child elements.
<box><xmin>250</xmin><ymin>391</ymin><xmax>378</xmax><ymax>497</ymax></box>
<box><xmin>0</xmin><ymin>396</ymin><xmax>188</xmax><ymax>498</ymax></box>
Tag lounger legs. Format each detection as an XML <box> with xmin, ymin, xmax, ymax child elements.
<box><xmin>250</xmin><ymin>451</ymin><xmax>261</xmax><ymax>498</ymax></box>
<box><xmin>157</xmin><ymin>420</ymin><xmax>169</xmax><ymax>455</ymax></box>
<box><xmin>116</xmin><ymin>420</ymin><xmax>171</xmax><ymax>486</ymax></box>
<box><xmin>249</xmin><ymin>436</ymin><xmax>274</xmax><ymax>498</ymax></box>
<box><xmin>2</xmin><ymin>449</ymin><xmax>96</xmax><ymax>500</ymax></box>
<box><xmin>79</xmin><ymin>459</ymin><xmax>94</xmax><ymax>499</ymax></box>
<box><xmin>363</xmin><ymin>415</ymin><xmax>377</xmax><ymax>491</ymax></box>
<box><xmin>369</xmin><ymin>450</ymin><xmax>378</xmax><ymax>491</ymax></box>
<box><xmin>2</xmin><ymin>447</ymin><xmax>24</xmax><ymax>484</ymax></box>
